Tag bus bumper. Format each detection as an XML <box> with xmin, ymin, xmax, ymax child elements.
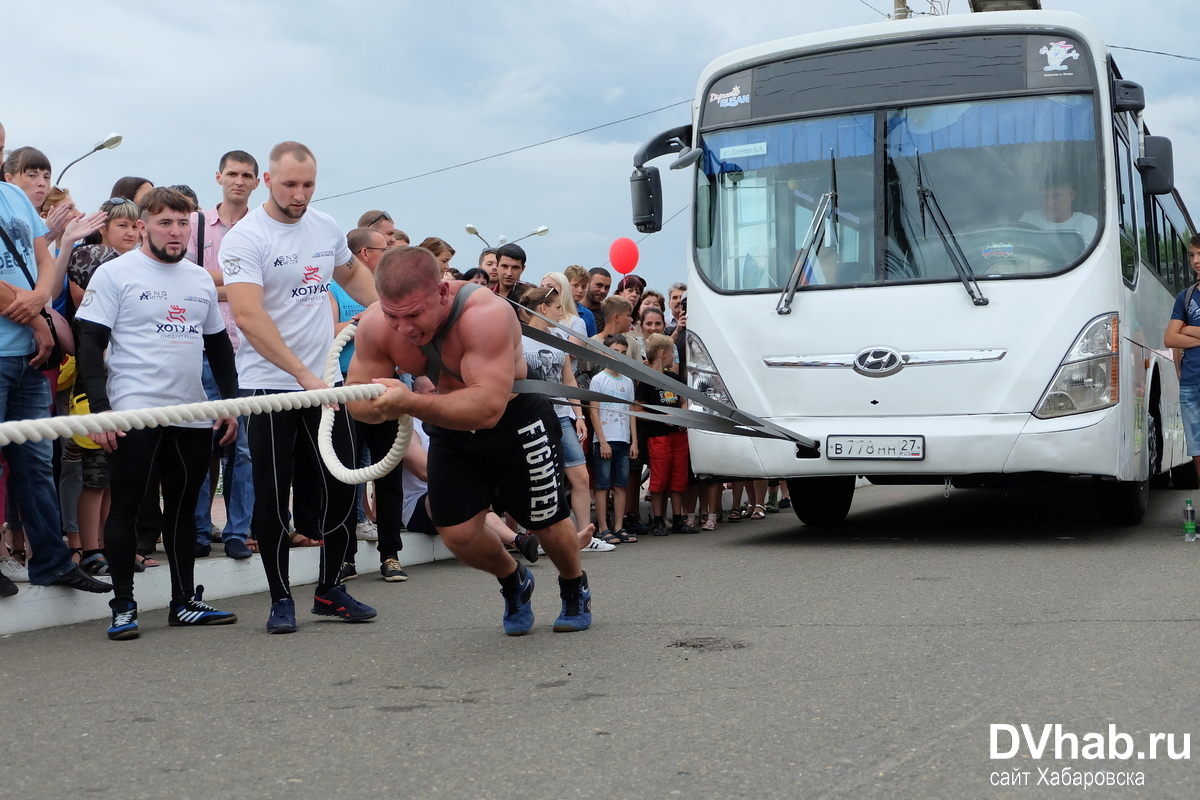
<box><xmin>689</xmin><ymin>407</ymin><xmax>1119</xmax><ymax>478</ymax></box>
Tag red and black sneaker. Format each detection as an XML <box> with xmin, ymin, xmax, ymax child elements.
<box><xmin>311</xmin><ymin>585</ymin><xmax>377</xmax><ymax>622</ymax></box>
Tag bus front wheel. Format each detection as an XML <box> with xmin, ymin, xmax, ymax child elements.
<box><xmin>786</xmin><ymin>476</ymin><xmax>856</xmax><ymax>527</ymax></box>
<box><xmin>1093</xmin><ymin>412</ymin><xmax>1155</xmax><ymax>525</ymax></box>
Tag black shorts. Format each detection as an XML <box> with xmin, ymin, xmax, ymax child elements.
<box><xmin>425</xmin><ymin>393</ymin><xmax>571</xmax><ymax>530</ymax></box>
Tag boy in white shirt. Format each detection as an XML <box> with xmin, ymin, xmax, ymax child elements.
<box><xmin>587</xmin><ymin>334</ymin><xmax>638</xmax><ymax>543</ymax></box>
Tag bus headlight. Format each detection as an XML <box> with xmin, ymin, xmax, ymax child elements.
<box><xmin>686</xmin><ymin>330</ymin><xmax>737</xmax><ymax>413</ymax></box>
<box><xmin>1033</xmin><ymin>313</ymin><xmax>1119</xmax><ymax>419</ymax></box>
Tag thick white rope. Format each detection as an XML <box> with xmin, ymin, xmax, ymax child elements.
<box><xmin>318</xmin><ymin>323</ymin><xmax>413</xmax><ymax>484</ymax></box>
<box><xmin>0</xmin><ymin>324</ymin><xmax>414</xmax><ymax>486</ymax></box>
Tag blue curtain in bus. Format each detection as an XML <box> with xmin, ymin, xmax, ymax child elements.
<box><xmin>888</xmin><ymin>96</ymin><xmax>1095</xmax><ymax>156</ymax></box>
<box><xmin>702</xmin><ymin>96</ymin><xmax>1094</xmax><ymax>173</ymax></box>
<box><xmin>703</xmin><ymin>113</ymin><xmax>874</xmax><ymax>174</ymax></box>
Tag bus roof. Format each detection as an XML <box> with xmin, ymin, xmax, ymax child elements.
<box><xmin>694</xmin><ymin>10</ymin><xmax>1108</xmax><ymax>106</ymax></box>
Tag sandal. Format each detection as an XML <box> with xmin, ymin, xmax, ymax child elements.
<box><xmin>749</xmin><ymin>504</ymin><xmax>767</xmax><ymax>521</ymax></box>
<box><xmin>702</xmin><ymin>514</ymin><xmax>718</xmax><ymax>531</ymax></box>
<box><xmin>80</xmin><ymin>552</ymin><xmax>111</xmax><ymax>575</ymax></box>
<box><xmin>599</xmin><ymin>530</ymin><xmax>622</xmax><ymax>545</ymax></box>
<box><xmin>69</xmin><ymin>546</ymin><xmax>83</xmax><ymax>565</ymax></box>
<box><xmin>726</xmin><ymin>509</ymin><xmax>744</xmax><ymax>522</ymax></box>
<box><xmin>246</xmin><ymin>538</ymin><xmax>259</xmax><ymax>553</ymax></box>
<box><xmin>614</xmin><ymin>528</ymin><xmax>638</xmax><ymax>543</ymax></box>
<box><xmin>135</xmin><ymin>553</ymin><xmax>160</xmax><ymax>569</ymax></box>
<box><xmin>289</xmin><ymin>532</ymin><xmax>322</xmax><ymax>548</ymax></box>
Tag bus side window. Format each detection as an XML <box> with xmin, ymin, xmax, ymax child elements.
<box><xmin>1115</xmin><ymin>134</ymin><xmax>1138</xmax><ymax>286</ymax></box>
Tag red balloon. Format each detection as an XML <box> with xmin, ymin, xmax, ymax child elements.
<box><xmin>609</xmin><ymin>237</ymin><xmax>639</xmax><ymax>275</ymax></box>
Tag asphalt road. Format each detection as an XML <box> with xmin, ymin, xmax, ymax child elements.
<box><xmin>5</xmin><ymin>480</ymin><xmax>1200</xmax><ymax>799</ymax></box>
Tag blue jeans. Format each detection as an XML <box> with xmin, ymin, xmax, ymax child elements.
<box><xmin>194</xmin><ymin>358</ymin><xmax>254</xmax><ymax>543</ymax></box>
<box><xmin>0</xmin><ymin>355</ymin><xmax>72</xmax><ymax>584</ymax></box>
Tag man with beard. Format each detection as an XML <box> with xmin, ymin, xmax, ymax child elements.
<box><xmin>222</xmin><ymin>141</ymin><xmax>379</xmax><ymax>634</ymax></box>
<box><xmin>76</xmin><ymin>188</ymin><xmax>241</xmax><ymax>640</ymax></box>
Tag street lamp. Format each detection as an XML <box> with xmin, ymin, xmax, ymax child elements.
<box><xmin>465</xmin><ymin>224</ymin><xmax>549</xmax><ymax>248</ymax></box>
<box><xmin>506</xmin><ymin>226</ymin><xmax>550</xmax><ymax>245</ymax></box>
<box><xmin>464</xmin><ymin>224</ymin><xmax>492</xmax><ymax>249</ymax></box>
<box><xmin>56</xmin><ymin>132</ymin><xmax>123</xmax><ymax>186</ymax></box>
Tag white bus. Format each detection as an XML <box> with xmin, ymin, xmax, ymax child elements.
<box><xmin>630</xmin><ymin>6</ymin><xmax>1194</xmax><ymax>526</ymax></box>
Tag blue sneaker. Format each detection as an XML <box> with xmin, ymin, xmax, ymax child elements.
<box><xmin>107</xmin><ymin>599</ymin><xmax>139</xmax><ymax>641</ymax></box>
<box><xmin>224</xmin><ymin>538</ymin><xmax>253</xmax><ymax>560</ymax></box>
<box><xmin>267</xmin><ymin>597</ymin><xmax>297</xmax><ymax>634</ymax></box>
<box><xmin>554</xmin><ymin>572</ymin><xmax>592</xmax><ymax>632</ymax></box>
<box><xmin>499</xmin><ymin>563</ymin><xmax>535</xmax><ymax>636</ymax></box>
<box><xmin>312</xmin><ymin>585</ymin><xmax>377</xmax><ymax>622</ymax></box>
<box><xmin>169</xmin><ymin>586</ymin><xmax>238</xmax><ymax>626</ymax></box>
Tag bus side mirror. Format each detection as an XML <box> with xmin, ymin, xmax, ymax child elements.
<box><xmin>631</xmin><ymin>166</ymin><xmax>663</xmax><ymax>233</ymax></box>
<box><xmin>1137</xmin><ymin>135</ymin><xmax>1174</xmax><ymax>196</ymax></box>
<box><xmin>1112</xmin><ymin>80</ymin><xmax>1146</xmax><ymax>114</ymax></box>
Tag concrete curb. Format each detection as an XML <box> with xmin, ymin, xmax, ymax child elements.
<box><xmin>0</xmin><ymin>532</ymin><xmax>455</xmax><ymax>636</ymax></box>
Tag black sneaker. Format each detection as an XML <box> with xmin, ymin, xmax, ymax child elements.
<box><xmin>169</xmin><ymin>586</ymin><xmax>237</xmax><ymax>626</ymax></box>
<box><xmin>623</xmin><ymin>514</ymin><xmax>649</xmax><ymax>536</ymax></box>
<box><xmin>0</xmin><ymin>571</ymin><xmax>16</xmax><ymax>598</ymax></box>
<box><xmin>50</xmin><ymin>563</ymin><xmax>113</xmax><ymax>593</ymax></box>
<box><xmin>107</xmin><ymin>599</ymin><xmax>139</xmax><ymax>640</ymax></box>
<box><xmin>195</xmin><ymin>542</ymin><xmax>212</xmax><ymax>558</ymax></box>
<box><xmin>380</xmin><ymin>558</ymin><xmax>408</xmax><ymax>582</ymax></box>
<box><xmin>312</xmin><ymin>585</ymin><xmax>377</xmax><ymax>622</ymax></box>
<box><xmin>514</xmin><ymin>531</ymin><xmax>540</xmax><ymax>563</ymax></box>
<box><xmin>672</xmin><ymin>516</ymin><xmax>699</xmax><ymax>534</ymax></box>
<box><xmin>338</xmin><ymin>562</ymin><xmax>358</xmax><ymax>582</ymax></box>
<box><xmin>650</xmin><ymin>519</ymin><xmax>669</xmax><ymax>537</ymax></box>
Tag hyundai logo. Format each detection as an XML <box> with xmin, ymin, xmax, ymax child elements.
<box><xmin>853</xmin><ymin>347</ymin><xmax>904</xmax><ymax>377</ymax></box>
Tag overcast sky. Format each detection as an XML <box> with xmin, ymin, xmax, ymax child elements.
<box><xmin>3</xmin><ymin>0</ymin><xmax>1195</xmax><ymax>292</ymax></box>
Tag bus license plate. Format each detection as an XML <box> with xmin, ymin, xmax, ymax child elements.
<box><xmin>826</xmin><ymin>435</ymin><xmax>925</xmax><ymax>461</ymax></box>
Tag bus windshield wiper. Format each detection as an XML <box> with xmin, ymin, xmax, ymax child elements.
<box><xmin>778</xmin><ymin>150</ymin><xmax>838</xmax><ymax>316</ymax></box>
<box><xmin>915</xmin><ymin>151</ymin><xmax>989</xmax><ymax>307</ymax></box>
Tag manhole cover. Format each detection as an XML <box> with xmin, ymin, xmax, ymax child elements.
<box><xmin>668</xmin><ymin>637</ymin><xmax>747</xmax><ymax>652</ymax></box>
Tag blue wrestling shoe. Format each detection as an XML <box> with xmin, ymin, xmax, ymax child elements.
<box><xmin>107</xmin><ymin>599</ymin><xmax>139</xmax><ymax>641</ymax></box>
<box><xmin>553</xmin><ymin>571</ymin><xmax>592</xmax><ymax>632</ymax></box>
<box><xmin>499</xmin><ymin>563</ymin><xmax>535</xmax><ymax>636</ymax></box>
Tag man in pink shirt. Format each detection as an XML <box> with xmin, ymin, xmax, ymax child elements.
<box><xmin>186</xmin><ymin>149</ymin><xmax>260</xmax><ymax>560</ymax></box>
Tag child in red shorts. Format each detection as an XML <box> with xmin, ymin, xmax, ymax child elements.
<box><xmin>635</xmin><ymin>334</ymin><xmax>696</xmax><ymax>536</ymax></box>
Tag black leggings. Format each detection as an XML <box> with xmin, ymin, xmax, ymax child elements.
<box><xmin>245</xmin><ymin>391</ymin><xmax>357</xmax><ymax>602</ymax></box>
<box><xmin>104</xmin><ymin>426</ymin><xmax>211</xmax><ymax>605</ymax></box>
<box><xmin>348</xmin><ymin>418</ymin><xmax>404</xmax><ymax>565</ymax></box>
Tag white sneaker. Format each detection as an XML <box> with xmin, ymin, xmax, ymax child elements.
<box><xmin>582</xmin><ymin>537</ymin><xmax>616</xmax><ymax>553</ymax></box>
<box><xmin>355</xmin><ymin>520</ymin><xmax>378</xmax><ymax>541</ymax></box>
<box><xmin>0</xmin><ymin>556</ymin><xmax>29</xmax><ymax>583</ymax></box>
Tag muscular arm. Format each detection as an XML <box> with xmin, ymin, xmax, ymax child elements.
<box><xmin>1165</xmin><ymin>319</ymin><xmax>1200</xmax><ymax>349</ymax></box>
<box><xmin>357</xmin><ymin>300</ymin><xmax>516</xmax><ymax>430</ymax></box>
<box><xmin>345</xmin><ymin>309</ymin><xmax>409</xmax><ymax>424</ymax></box>
<box><xmin>226</xmin><ymin>281</ymin><xmax>325</xmax><ymax>390</ymax></box>
<box><xmin>333</xmin><ymin>257</ymin><xmax>378</xmax><ymax>308</ymax></box>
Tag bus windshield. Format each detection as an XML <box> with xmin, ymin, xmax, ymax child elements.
<box><xmin>695</xmin><ymin>94</ymin><xmax>1100</xmax><ymax>293</ymax></box>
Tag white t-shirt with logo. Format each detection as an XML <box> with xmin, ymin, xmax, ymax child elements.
<box><xmin>76</xmin><ymin>250</ymin><xmax>224</xmax><ymax>427</ymax></box>
<box><xmin>589</xmin><ymin>370</ymin><xmax>634</xmax><ymax>445</ymax></box>
<box><xmin>219</xmin><ymin>205</ymin><xmax>352</xmax><ymax>390</ymax></box>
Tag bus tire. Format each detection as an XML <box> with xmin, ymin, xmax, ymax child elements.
<box><xmin>1093</xmin><ymin>411</ymin><xmax>1154</xmax><ymax>524</ymax></box>
<box><xmin>786</xmin><ymin>476</ymin><xmax>855</xmax><ymax>527</ymax></box>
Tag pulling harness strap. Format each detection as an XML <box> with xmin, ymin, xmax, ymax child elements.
<box><xmin>418</xmin><ymin>282</ymin><xmax>484</xmax><ymax>387</ymax></box>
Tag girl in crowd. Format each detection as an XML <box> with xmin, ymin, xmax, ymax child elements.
<box><xmin>462</xmin><ymin>267</ymin><xmax>489</xmax><ymax>285</ymax></box>
<box><xmin>417</xmin><ymin>237</ymin><xmax>455</xmax><ymax>277</ymax></box>
<box><xmin>110</xmin><ymin>176</ymin><xmax>154</xmax><ymax>206</ymax></box>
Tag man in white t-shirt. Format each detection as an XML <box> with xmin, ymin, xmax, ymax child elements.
<box><xmin>222</xmin><ymin>141</ymin><xmax>380</xmax><ymax>634</ymax></box>
<box><xmin>1019</xmin><ymin>178</ymin><xmax>1098</xmax><ymax>245</ymax></box>
<box><xmin>76</xmin><ymin>188</ymin><xmax>241</xmax><ymax>640</ymax></box>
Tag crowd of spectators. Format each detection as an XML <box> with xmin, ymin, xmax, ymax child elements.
<box><xmin>0</xmin><ymin>129</ymin><xmax>792</xmax><ymax>612</ymax></box>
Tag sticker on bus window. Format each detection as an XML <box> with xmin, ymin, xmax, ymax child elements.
<box><xmin>982</xmin><ymin>243</ymin><xmax>1015</xmax><ymax>259</ymax></box>
<box><xmin>719</xmin><ymin>142</ymin><xmax>767</xmax><ymax>160</ymax></box>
